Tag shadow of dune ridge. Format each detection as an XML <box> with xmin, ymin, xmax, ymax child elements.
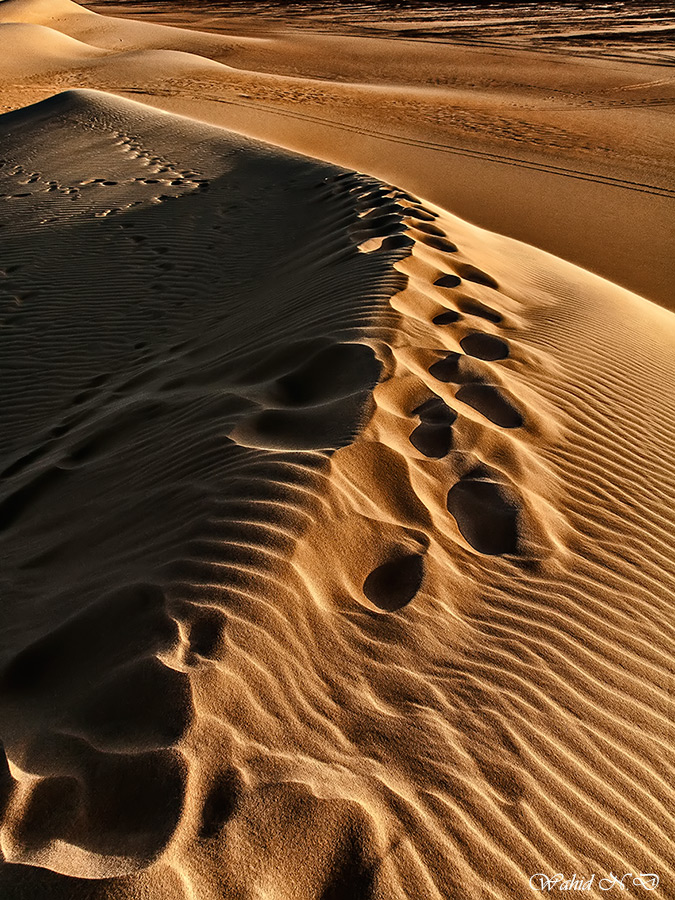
<box><xmin>0</xmin><ymin>82</ymin><xmax>674</xmax><ymax>900</ymax></box>
<box><xmin>0</xmin><ymin>89</ymin><xmax>410</xmax><ymax>884</ymax></box>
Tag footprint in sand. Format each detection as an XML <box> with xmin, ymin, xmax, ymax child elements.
<box><xmin>356</xmin><ymin>188</ymin><xmax>395</xmax><ymax>210</ymax></box>
<box><xmin>234</xmin><ymin>342</ymin><xmax>384</xmax><ymax>451</ymax></box>
<box><xmin>353</xmin><ymin>212</ymin><xmax>406</xmax><ymax>242</ymax></box>
<box><xmin>396</xmin><ymin>190</ymin><xmax>419</xmax><ymax>201</ymax></box>
<box><xmin>401</xmin><ymin>206</ymin><xmax>436</xmax><ymax>222</ymax></box>
<box><xmin>185</xmin><ymin>606</ymin><xmax>227</xmax><ymax>660</ymax></box>
<box><xmin>380</xmin><ymin>234</ymin><xmax>415</xmax><ymax>252</ymax></box>
<box><xmin>460</xmin><ymin>332</ymin><xmax>510</xmax><ymax>361</ymax></box>
<box><xmin>414</xmin><ymin>222</ymin><xmax>445</xmax><ymax>237</ymax></box>
<box><xmin>199</xmin><ymin>769</ymin><xmax>242</xmax><ymax>839</ymax></box>
<box><xmin>428</xmin><ymin>349</ymin><xmax>522</xmax><ymax>426</ymax></box>
<box><xmin>433</xmin><ymin>310</ymin><xmax>462</xmax><ymax>325</ymax></box>
<box><xmin>447</xmin><ymin>466</ymin><xmax>521</xmax><ymax>555</ymax></box>
<box><xmin>363</xmin><ymin>553</ymin><xmax>425</xmax><ymax>611</ymax></box>
<box><xmin>434</xmin><ymin>273</ymin><xmax>462</xmax><ymax>289</ymax></box>
<box><xmin>428</xmin><ymin>351</ymin><xmax>464</xmax><ymax>383</ymax></box>
<box><xmin>420</xmin><ymin>235</ymin><xmax>458</xmax><ymax>253</ymax></box>
<box><xmin>409</xmin><ymin>396</ymin><xmax>457</xmax><ymax>458</ymax></box>
<box><xmin>423</xmin><ymin>293</ymin><xmax>524</xmax><ymax>545</ymax></box>
<box><xmin>455</xmin><ymin>383</ymin><xmax>523</xmax><ymax>428</ymax></box>
<box><xmin>454</xmin><ymin>263</ymin><xmax>499</xmax><ymax>289</ymax></box>
<box><xmin>458</xmin><ymin>297</ymin><xmax>503</xmax><ymax>323</ymax></box>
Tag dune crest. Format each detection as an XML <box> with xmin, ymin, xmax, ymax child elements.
<box><xmin>1</xmin><ymin>0</ymin><xmax>673</xmax><ymax>308</ymax></box>
<box><xmin>0</xmin><ymin>84</ymin><xmax>673</xmax><ymax>899</ymax></box>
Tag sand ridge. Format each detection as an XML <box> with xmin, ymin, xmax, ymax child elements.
<box><xmin>0</xmin><ymin>2</ymin><xmax>674</xmax><ymax>898</ymax></box>
<box><xmin>0</xmin><ymin>0</ymin><xmax>673</xmax><ymax>306</ymax></box>
<box><xmin>0</xmin><ymin>87</ymin><xmax>415</xmax><ymax>888</ymax></box>
<box><xmin>0</xmin><ymin>84</ymin><xmax>673</xmax><ymax>898</ymax></box>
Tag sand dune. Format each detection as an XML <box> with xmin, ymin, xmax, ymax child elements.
<box><xmin>0</xmin><ymin>22</ymin><xmax>240</xmax><ymax>81</ymax></box>
<box><xmin>0</xmin><ymin>0</ymin><xmax>673</xmax><ymax>306</ymax></box>
<box><xmin>0</xmin><ymin>23</ymin><xmax>106</xmax><ymax>77</ymax></box>
<box><xmin>0</xmin><ymin>0</ymin><xmax>261</xmax><ymax>55</ymax></box>
<box><xmin>1</xmin><ymin>3</ymin><xmax>674</xmax><ymax>899</ymax></box>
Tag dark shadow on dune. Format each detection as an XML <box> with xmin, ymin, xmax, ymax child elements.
<box><xmin>363</xmin><ymin>553</ymin><xmax>425</xmax><ymax>611</ymax></box>
<box><xmin>0</xmin><ymin>91</ymin><xmax>414</xmax><ymax>882</ymax></box>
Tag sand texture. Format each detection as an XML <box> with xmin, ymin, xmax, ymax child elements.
<box><xmin>1</xmin><ymin>0</ymin><xmax>674</xmax><ymax>308</ymax></box>
<box><xmin>0</xmin><ymin>2</ymin><xmax>674</xmax><ymax>899</ymax></box>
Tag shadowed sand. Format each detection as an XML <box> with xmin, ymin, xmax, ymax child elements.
<box><xmin>0</xmin><ymin>85</ymin><xmax>673</xmax><ymax>899</ymax></box>
<box><xmin>0</xmin><ymin>3</ymin><xmax>674</xmax><ymax>900</ymax></box>
<box><xmin>0</xmin><ymin>0</ymin><xmax>673</xmax><ymax>307</ymax></box>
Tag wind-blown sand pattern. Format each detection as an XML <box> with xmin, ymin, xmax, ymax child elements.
<box><xmin>1</xmin><ymin>0</ymin><xmax>674</xmax><ymax>307</ymax></box>
<box><xmin>0</xmin><ymin>2</ymin><xmax>674</xmax><ymax>899</ymax></box>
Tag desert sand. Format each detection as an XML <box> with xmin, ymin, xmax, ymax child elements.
<box><xmin>1</xmin><ymin>0</ymin><xmax>675</xmax><ymax>307</ymax></box>
<box><xmin>0</xmin><ymin>2</ymin><xmax>673</xmax><ymax>899</ymax></box>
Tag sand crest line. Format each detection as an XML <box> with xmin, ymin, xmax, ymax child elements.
<box><xmin>0</xmin><ymin>10</ymin><xmax>673</xmax><ymax>897</ymax></box>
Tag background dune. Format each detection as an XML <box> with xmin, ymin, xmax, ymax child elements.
<box><xmin>0</xmin><ymin>3</ymin><xmax>674</xmax><ymax>899</ymax></box>
<box><xmin>0</xmin><ymin>0</ymin><xmax>673</xmax><ymax>307</ymax></box>
<box><xmin>0</xmin><ymin>22</ymin><xmax>107</xmax><ymax>76</ymax></box>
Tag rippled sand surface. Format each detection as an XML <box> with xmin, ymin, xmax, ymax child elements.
<box><xmin>0</xmin><ymin>2</ymin><xmax>673</xmax><ymax>898</ymax></box>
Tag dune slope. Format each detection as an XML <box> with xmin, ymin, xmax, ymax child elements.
<box><xmin>0</xmin><ymin>0</ymin><xmax>673</xmax><ymax>307</ymax></box>
<box><xmin>0</xmin><ymin>89</ymin><xmax>673</xmax><ymax>900</ymax></box>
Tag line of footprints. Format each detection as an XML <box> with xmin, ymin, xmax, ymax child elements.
<box><xmin>340</xmin><ymin>178</ymin><xmax>531</xmax><ymax>612</ymax></box>
<box><xmin>405</xmin><ymin>197</ymin><xmax>526</xmax><ymax>558</ymax></box>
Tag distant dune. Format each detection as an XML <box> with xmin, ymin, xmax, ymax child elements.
<box><xmin>0</xmin><ymin>3</ymin><xmax>673</xmax><ymax>899</ymax></box>
<box><xmin>0</xmin><ymin>0</ymin><xmax>673</xmax><ymax>307</ymax></box>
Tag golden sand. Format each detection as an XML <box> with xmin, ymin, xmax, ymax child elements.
<box><xmin>0</xmin><ymin>3</ymin><xmax>673</xmax><ymax>898</ymax></box>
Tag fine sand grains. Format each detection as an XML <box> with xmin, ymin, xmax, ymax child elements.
<box><xmin>0</xmin><ymin>0</ymin><xmax>674</xmax><ymax>308</ymax></box>
<box><xmin>0</xmin><ymin>73</ymin><xmax>673</xmax><ymax>900</ymax></box>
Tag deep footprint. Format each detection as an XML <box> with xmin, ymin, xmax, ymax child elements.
<box><xmin>199</xmin><ymin>769</ymin><xmax>242</xmax><ymax>839</ymax></box>
<box><xmin>413</xmin><ymin>396</ymin><xmax>458</xmax><ymax>424</ymax></box>
<box><xmin>380</xmin><ymin>234</ymin><xmax>415</xmax><ymax>251</ymax></box>
<box><xmin>455</xmin><ymin>383</ymin><xmax>523</xmax><ymax>428</ymax></box>
<box><xmin>447</xmin><ymin>474</ymin><xmax>521</xmax><ymax>554</ymax></box>
<box><xmin>414</xmin><ymin>223</ymin><xmax>445</xmax><ymax>237</ymax></box>
<box><xmin>421</xmin><ymin>236</ymin><xmax>458</xmax><ymax>252</ymax></box>
<box><xmin>67</xmin><ymin>656</ymin><xmax>192</xmax><ymax>752</ymax></box>
<box><xmin>457</xmin><ymin>297</ymin><xmax>502</xmax><ymax>323</ymax></box>
<box><xmin>401</xmin><ymin>207</ymin><xmax>435</xmax><ymax>221</ymax></box>
<box><xmin>429</xmin><ymin>350</ymin><xmax>489</xmax><ymax>386</ymax></box>
<box><xmin>410</xmin><ymin>422</ymin><xmax>453</xmax><ymax>458</ymax></box>
<box><xmin>275</xmin><ymin>343</ymin><xmax>381</xmax><ymax>406</ymax></box>
<box><xmin>363</xmin><ymin>554</ymin><xmax>425</xmax><ymax>611</ymax></box>
<box><xmin>433</xmin><ymin>310</ymin><xmax>462</xmax><ymax>325</ymax></box>
<box><xmin>410</xmin><ymin>397</ymin><xmax>456</xmax><ymax>457</ymax></box>
<box><xmin>434</xmin><ymin>274</ymin><xmax>462</xmax><ymax>289</ymax></box>
<box><xmin>460</xmin><ymin>333</ymin><xmax>509</xmax><ymax>361</ymax></box>
<box><xmin>455</xmin><ymin>264</ymin><xmax>499</xmax><ymax>289</ymax></box>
